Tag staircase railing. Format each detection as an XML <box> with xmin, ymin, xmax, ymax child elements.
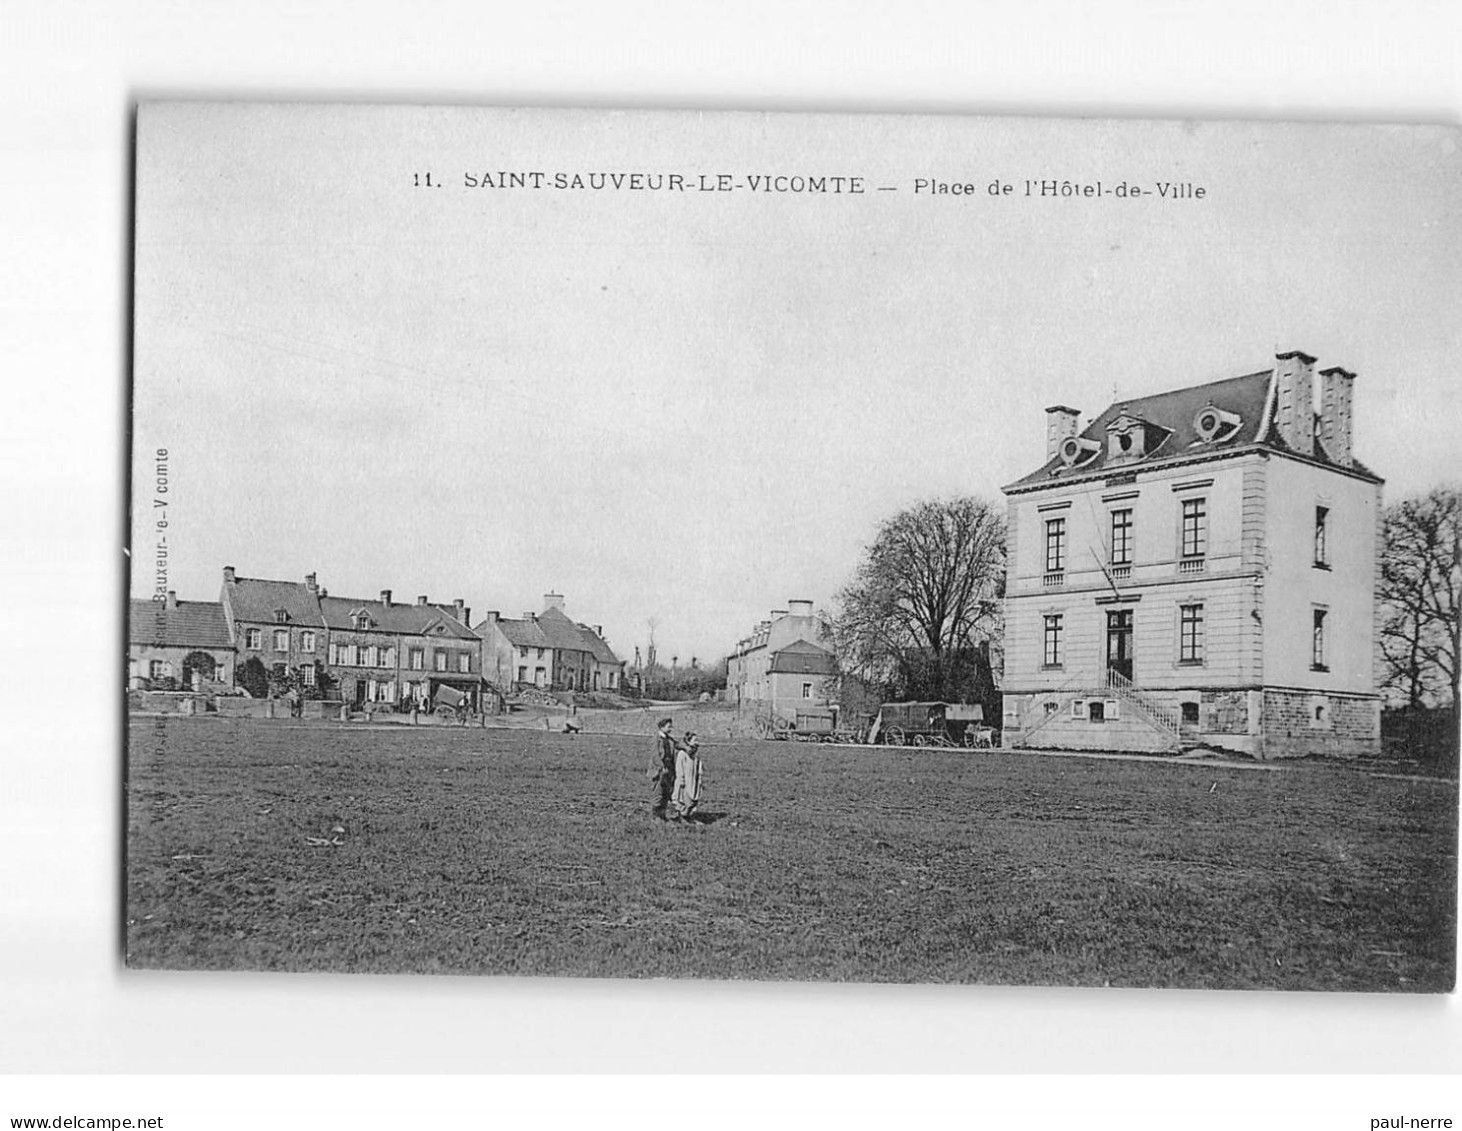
<box><xmin>1105</xmin><ymin>669</ymin><xmax>1182</xmax><ymax>746</ymax></box>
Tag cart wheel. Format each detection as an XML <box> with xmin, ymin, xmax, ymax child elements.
<box><xmin>755</xmin><ymin>717</ymin><xmax>771</xmax><ymax>739</ymax></box>
<box><xmin>962</xmin><ymin>731</ymin><xmax>976</xmax><ymax>748</ymax></box>
<box><xmin>886</xmin><ymin>726</ymin><xmax>905</xmax><ymax>747</ymax></box>
<box><xmin>913</xmin><ymin>734</ymin><xmax>928</xmax><ymax>747</ymax></box>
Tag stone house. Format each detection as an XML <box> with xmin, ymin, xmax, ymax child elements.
<box><xmin>219</xmin><ymin>567</ymin><xmax>329</xmax><ymax>693</ymax></box>
<box><xmin>319</xmin><ymin>589</ymin><xmax>483</xmax><ymax>709</ymax></box>
<box><xmin>727</xmin><ymin>600</ymin><xmax>837</xmax><ymax>720</ymax></box>
<box><xmin>475</xmin><ymin>593</ymin><xmax>625</xmax><ymax>693</ymax></box>
<box><xmin>1000</xmin><ymin>350</ymin><xmax>1382</xmax><ymax>758</ymax></box>
<box><xmin>128</xmin><ymin>591</ymin><xmax>236</xmax><ymax>691</ymax></box>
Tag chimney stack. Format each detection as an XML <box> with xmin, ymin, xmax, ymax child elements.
<box><xmin>788</xmin><ymin>599</ymin><xmax>814</xmax><ymax>617</ymax></box>
<box><xmin>544</xmin><ymin>592</ymin><xmax>565</xmax><ymax>612</ymax></box>
<box><xmin>417</xmin><ymin>595</ymin><xmax>428</xmax><ymax>606</ymax></box>
<box><xmin>1273</xmin><ymin>350</ymin><xmax>1317</xmax><ymax>457</ymax></box>
<box><xmin>1318</xmin><ymin>366</ymin><xmax>1356</xmax><ymax>467</ymax></box>
<box><xmin>1045</xmin><ymin>406</ymin><xmax>1081</xmax><ymax>461</ymax></box>
<box><xmin>380</xmin><ymin>589</ymin><xmax>392</xmax><ymax>607</ymax></box>
<box><xmin>223</xmin><ymin>565</ymin><xmax>236</xmax><ymax>584</ymax></box>
<box><xmin>165</xmin><ymin>590</ymin><xmax>177</xmax><ymax>609</ymax></box>
<box><xmin>592</xmin><ymin>624</ymin><xmax>603</xmax><ymax>637</ymax></box>
<box><xmin>771</xmin><ymin>609</ymin><xmax>789</xmax><ymax>619</ymax></box>
<box><xmin>305</xmin><ymin>572</ymin><xmax>318</xmax><ymax>594</ymax></box>
<box><xmin>453</xmin><ymin>598</ymin><xmax>467</xmax><ymax>623</ymax></box>
<box><xmin>485</xmin><ymin>611</ymin><xmax>500</xmax><ymax>625</ymax></box>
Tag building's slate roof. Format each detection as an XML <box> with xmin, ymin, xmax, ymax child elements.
<box><xmin>769</xmin><ymin>638</ymin><xmax>837</xmax><ymax>675</ymax></box>
<box><xmin>491</xmin><ymin>616</ymin><xmax>552</xmax><ymax>649</ymax></box>
<box><xmin>485</xmin><ymin>607</ymin><xmax>623</xmax><ymax>665</ymax></box>
<box><xmin>535</xmin><ymin>607</ymin><xmax>598</xmax><ymax>652</ymax></box>
<box><xmin>130</xmin><ymin>600</ymin><xmax>234</xmax><ymax>649</ymax></box>
<box><xmin>1007</xmin><ymin>362</ymin><xmax>1385</xmax><ymax>492</ymax></box>
<box><xmin>224</xmin><ymin>577</ymin><xmax>329</xmax><ymax>626</ymax></box>
<box><xmin>318</xmin><ymin>594</ymin><xmax>477</xmax><ymax>639</ymax></box>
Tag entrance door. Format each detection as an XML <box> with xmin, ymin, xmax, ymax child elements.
<box><xmin>1106</xmin><ymin>609</ymin><xmax>1134</xmax><ymax>682</ymax></box>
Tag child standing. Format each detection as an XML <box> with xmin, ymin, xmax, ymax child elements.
<box><xmin>671</xmin><ymin>733</ymin><xmax>703</xmax><ymax>823</ymax></box>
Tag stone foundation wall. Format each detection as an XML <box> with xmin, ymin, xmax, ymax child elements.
<box><xmin>1258</xmin><ymin>689</ymin><xmax>1379</xmax><ymax>759</ymax></box>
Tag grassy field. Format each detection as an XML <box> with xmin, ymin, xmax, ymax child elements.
<box><xmin>125</xmin><ymin>717</ymin><xmax>1457</xmax><ymax>990</ymax></box>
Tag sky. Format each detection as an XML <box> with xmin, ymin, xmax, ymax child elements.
<box><xmin>130</xmin><ymin>106</ymin><xmax>1461</xmax><ymax>662</ymax></box>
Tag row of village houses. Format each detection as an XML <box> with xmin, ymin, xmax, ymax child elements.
<box><xmin>129</xmin><ymin>568</ymin><xmax>625</xmax><ymax>712</ymax></box>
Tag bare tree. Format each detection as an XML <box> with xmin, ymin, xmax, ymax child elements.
<box><xmin>832</xmin><ymin>496</ymin><xmax>1005</xmax><ymax>703</ymax></box>
<box><xmin>1380</xmin><ymin>485</ymin><xmax>1461</xmax><ymax>712</ymax></box>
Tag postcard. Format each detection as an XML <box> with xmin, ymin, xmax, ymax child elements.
<box><xmin>127</xmin><ymin>103</ymin><xmax>1458</xmax><ymax>989</ymax></box>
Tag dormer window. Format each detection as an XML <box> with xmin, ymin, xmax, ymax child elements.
<box><xmin>1057</xmin><ymin>435</ymin><xmax>1101</xmax><ymax>468</ymax></box>
<box><xmin>1193</xmin><ymin>403</ymin><xmax>1242</xmax><ymax>444</ymax></box>
<box><xmin>274</xmin><ymin>609</ymin><xmax>289</xmax><ymax>623</ymax></box>
<box><xmin>1105</xmin><ymin>411</ymin><xmax>1153</xmax><ymax>466</ymax></box>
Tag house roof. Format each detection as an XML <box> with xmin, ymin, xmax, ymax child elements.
<box><xmin>130</xmin><ymin>600</ymin><xmax>234</xmax><ymax>650</ymax></box>
<box><xmin>769</xmin><ymin>639</ymin><xmax>837</xmax><ymax>675</ymax></box>
<box><xmin>491</xmin><ymin>616</ymin><xmax>552</xmax><ymax>648</ymax></box>
<box><xmin>318</xmin><ymin>594</ymin><xmax>477</xmax><ymax>639</ymax></box>
<box><xmin>1006</xmin><ymin>369</ymin><xmax>1277</xmax><ymax>491</ymax></box>
<box><xmin>483</xmin><ymin>607</ymin><xmax>624</xmax><ymax>665</ymax></box>
<box><xmin>222</xmin><ymin>577</ymin><xmax>328</xmax><ymax>627</ymax></box>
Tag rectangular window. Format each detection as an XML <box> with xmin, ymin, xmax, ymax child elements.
<box><xmin>1043</xmin><ymin>615</ymin><xmax>1064</xmax><ymax>667</ymax></box>
<box><xmin>149</xmin><ymin>659</ymin><xmax>167</xmax><ymax>680</ymax></box>
<box><xmin>246</xmin><ymin>628</ymin><xmax>261</xmax><ymax>649</ymax></box>
<box><xmin>1314</xmin><ymin>506</ymin><xmax>1329</xmax><ymax>567</ymax></box>
<box><xmin>1181</xmin><ymin>498</ymin><xmax>1207</xmax><ymax>558</ymax></box>
<box><xmin>382</xmin><ymin>647</ymin><xmax>394</xmax><ymax>668</ymax></box>
<box><xmin>410</xmin><ymin>648</ymin><xmax>424</xmax><ymax>670</ymax></box>
<box><xmin>802</xmin><ymin>682</ymin><xmax>813</xmax><ymax>698</ymax></box>
<box><xmin>273</xmin><ymin>629</ymin><xmax>289</xmax><ymax>652</ymax></box>
<box><xmin>361</xmin><ymin>645</ymin><xmax>375</xmax><ymax>667</ymax></box>
<box><xmin>1088</xmin><ymin>699</ymin><xmax>1106</xmax><ymax>722</ymax></box>
<box><xmin>537</xmin><ymin>648</ymin><xmax>545</xmax><ymax>659</ymax></box>
<box><xmin>458</xmin><ymin>652</ymin><xmax>470</xmax><ymax>673</ymax></box>
<box><xmin>328</xmin><ymin>642</ymin><xmax>338</xmax><ymax>665</ymax></box>
<box><xmin>519</xmin><ymin>646</ymin><xmax>529</xmax><ymax>658</ymax></box>
<box><xmin>1312</xmin><ymin>608</ymin><xmax>1328</xmax><ymax>671</ymax></box>
<box><xmin>1110</xmin><ymin>508</ymin><xmax>1133</xmax><ymax>566</ymax></box>
<box><xmin>301</xmin><ymin>631</ymin><xmax>315</xmax><ymax>653</ymax></box>
<box><xmin>301</xmin><ymin>665</ymin><xmax>316</xmax><ymax>687</ymax></box>
<box><xmin>517</xmin><ymin>665</ymin><xmax>527</xmax><ymax>683</ymax></box>
<box><xmin>435</xmin><ymin>652</ymin><xmax>447</xmax><ymax>672</ymax></box>
<box><xmin>1045</xmin><ymin>517</ymin><xmax>1067</xmax><ymax>573</ymax></box>
<box><xmin>1179</xmin><ymin>604</ymin><xmax>1204</xmax><ymax>664</ymax></box>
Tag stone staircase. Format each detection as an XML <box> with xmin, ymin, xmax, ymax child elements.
<box><xmin>1105</xmin><ymin>669</ymin><xmax>1182</xmax><ymax>750</ymax></box>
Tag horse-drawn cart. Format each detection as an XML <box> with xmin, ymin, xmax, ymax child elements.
<box><xmin>755</xmin><ymin>708</ymin><xmax>865</xmax><ymax>744</ymax></box>
<box><xmin>875</xmin><ymin>701</ymin><xmax>997</xmax><ymax>748</ymax></box>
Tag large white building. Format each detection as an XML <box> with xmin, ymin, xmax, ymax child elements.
<box><xmin>1000</xmin><ymin>350</ymin><xmax>1382</xmax><ymax>758</ymax></box>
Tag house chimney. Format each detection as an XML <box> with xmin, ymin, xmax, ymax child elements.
<box><xmin>380</xmin><ymin>589</ymin><xmax>392</xmax><ymax>607</ymax></box>
<box><xmin>592</xmin><ymin>624</ymin><xmax>603</xmax><ymax>637</ymax></box>
<box><xmin>524</xmin><ymin>612</ymin><xmax>536</xmax><ymax>621</ymax></box>
<box><xmin>485</xmin><ymin>611</ymin><xmax>500</xmax><ymax>625</ymax></box>
<box><xmin>305</xmin><ymin>572</ymin><xmax>318</xmax><ymax>594</ymax></box>
<box><xmin>788</xmin><ymin>599</ymin><xmax>814</xmax><ymax>617</ymax></box>
<box><xmin>771</xmin><ymin>609</ymin><xmax>789</xmax><ymax>619</ymax></box>
<box><xmin>223</xmin><ymin>565</ymin><xmax>236</xmax><ymax>584</ymax></box>
<box><xmin>1045</xmin><ymin>406</ymin><xmax>1081</xmax><ymax>461</ymax></box>
<box><xmin>1273</xmin><ymin>350</ymin><xmax>1317</xmax><ymax>457</ymax></box>
<box><xmin>453</xmin><ymin>598</ymin><xmax>467</xmax><ymax>623</ymax></box>
<box><xmin>417</xmin><ymin>594</ymin><xmax>428</xmax><ymax>606</ymax></box>
<box><xmin>166</xmin><ymin>590</ymin><xmax>178</xmax><ymax>609</ymax></box>
<box><xmin>1318</xmin><ymin>366</ymin><xmax>1356</xmax><ymax>467</ymax></box>
<box><xmin>544</xmin><ymin>592</ymin><xmax>565</xmax><ymax>612</ymax></box>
